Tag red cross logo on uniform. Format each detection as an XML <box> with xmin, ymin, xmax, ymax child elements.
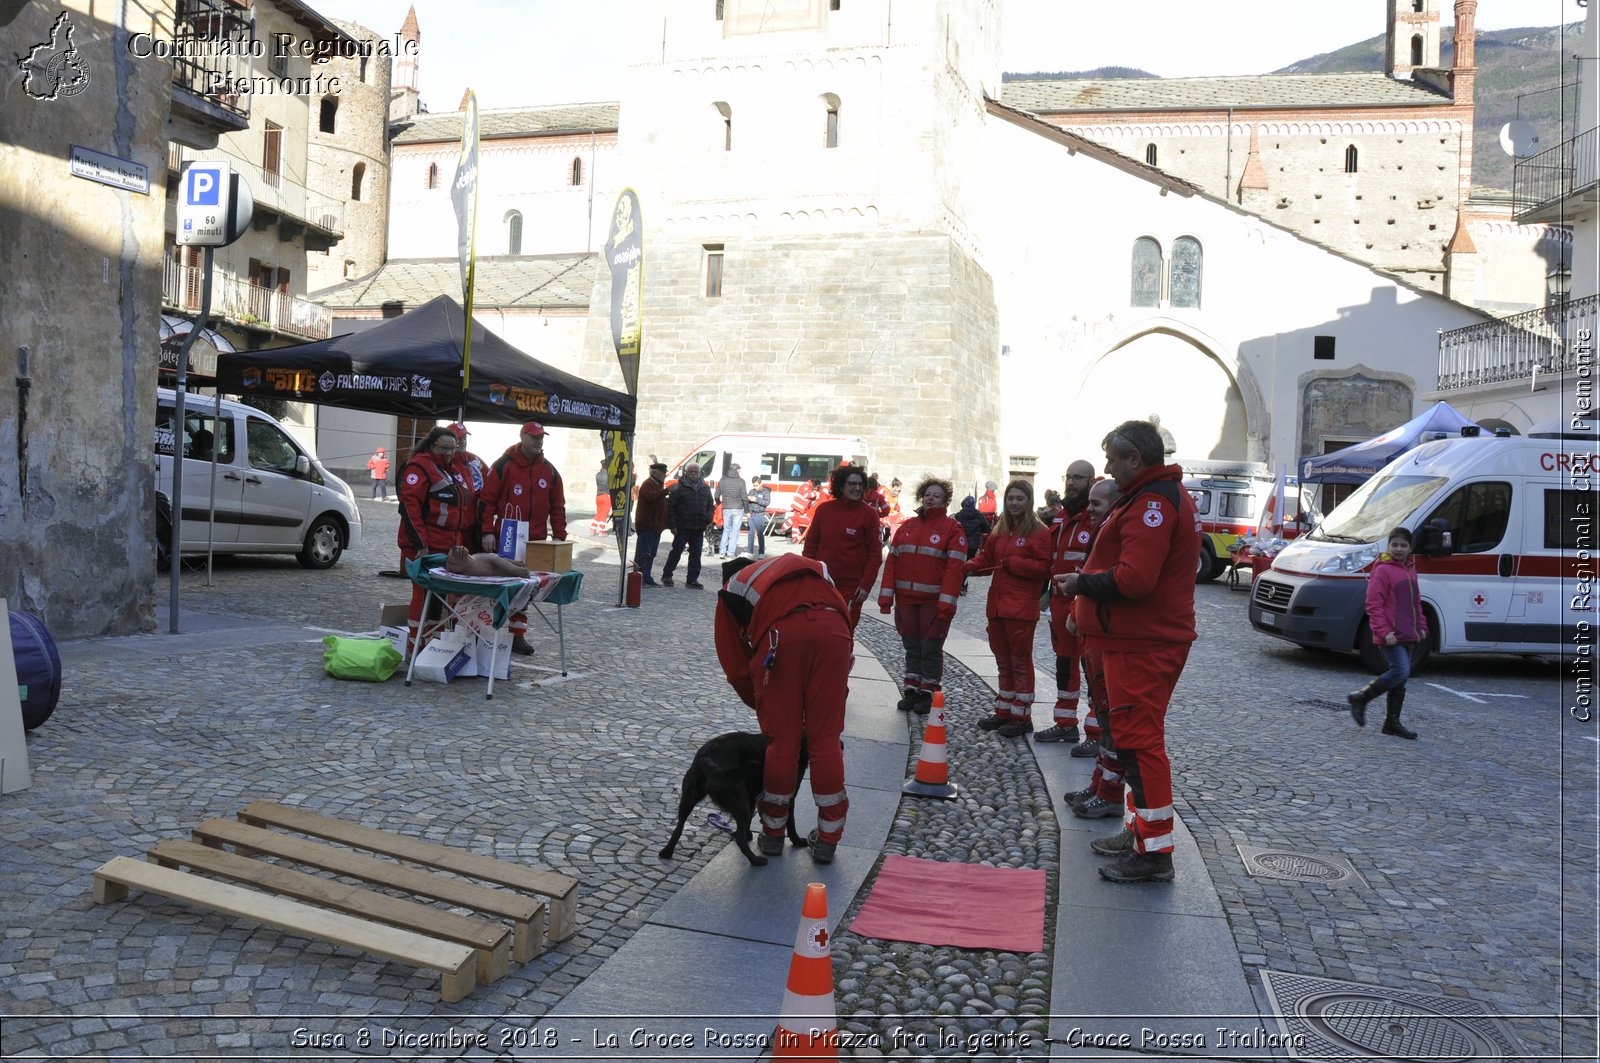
<box><xmin>1473</xmin><ymin>593</ymin><xmax>1485</xmax><ymax>606</ymax></box>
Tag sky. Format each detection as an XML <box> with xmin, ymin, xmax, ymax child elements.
<box><xmin>319</xmin><ymin>0</ymin><xmax>1581</xmax><ymax>113</ymax></box>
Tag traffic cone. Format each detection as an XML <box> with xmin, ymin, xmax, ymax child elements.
<box><xmin>772</xmin><ymin>882</ymin><xmax>839</xmax><ymax>1060</ymax></box>
<box><xmin>902</xmin><ymin>704</ymin><xmax>960</xmax><ymax>800</ymax></box>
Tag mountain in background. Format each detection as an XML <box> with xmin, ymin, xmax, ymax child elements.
<box><xmin>1005</xmin><ymin>23</ymin><xmax>1586</xmax><ymax>194</ymax></box>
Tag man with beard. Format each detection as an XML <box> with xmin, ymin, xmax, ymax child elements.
<box><xmin>1036</xmin><ymin>461</ymin><xmax>1097</xmax><ymax>745</ymax></box>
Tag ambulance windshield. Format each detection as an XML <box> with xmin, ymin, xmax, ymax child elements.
<box><xmin>1309</xmin><ymin>474</ymin><xmax>1447</xmax><ymax>545</ymax></box>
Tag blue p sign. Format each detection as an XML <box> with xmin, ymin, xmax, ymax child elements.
<box><xmin>187</xmin><ymin>168</ymin><xmax>220</xmax><ymax>206</ymax></box>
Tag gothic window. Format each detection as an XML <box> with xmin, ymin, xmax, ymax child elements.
<box><xmin>1410</xmin><ymin>35</ymin><xmax>1423</xmax><ymax>66</ymax></box>
<box><xmin>506</xmin><ymin>211</ymin><xmax>523</xmax><ymax>255</ymax></box>
<box><xmin>1145</xmin><ymin>143</ymin><xmax>1157</xmax><ymax>167</ymax></box>
<box><xmin>1130</xmin><ymin>237</ymin><xmax>1161</xmax><ymax>308</ymax></box>
<box><xmin>1170</xmin><ymin>236</ymin><xmax>1202</xmax><ymax>309</ymax></box>
<box><xmin>1344</xmin><ymin>145</ymin><xmax>1358</xmax><ymax>173</ymax></box>
<box><xmin>426</xmin><ymin>162</ymin><xmax>439</xmax><ymax>189</ymax></box>
<box><xmin>319</xmin><ymin>96</ymin><xmax>337</xmax><ymax>133</ymax></box>
<box><xmin>351</xmin><ymin>162</ymin><xmax>365</xmax><ymax>201</ymax></box>
<box><xmin>570</xmin><ymin>156</ymin><xmax>583</xmax><ymax>185</ymax></box>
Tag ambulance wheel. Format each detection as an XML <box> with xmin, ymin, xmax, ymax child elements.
<box><xmin>1195</xmin><ymin>540</ymin><xmax>1220</xmax><ymax>583</ymax></box>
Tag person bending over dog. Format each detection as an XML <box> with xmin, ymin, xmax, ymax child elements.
<box><xmin>443</xmin><ymin>545</ymin><xmax>530</xmax><ymax>578</ymax></box>
<box><xmin>714</xmin><ymin>554</ymin><xmax>852</xmax><ymax>864</ymax></box>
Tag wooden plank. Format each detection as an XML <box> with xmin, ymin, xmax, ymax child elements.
<box><xmin>149</xmin><ymin>840</ymin><xmax>510</xmax><ymax>984</ymax></box>
<box><xmin>238</xmin><ymin>800</ymin><xmax>579</xmax><ymax>942</ymax></box>
<box><xmin>92</xmin><ymin>856</ymin><xmax>477</xmax><ymax>1003</ymax></box>
<box><xmin>193</xmin><ymin>818</ymin><xmax>545</xmax><ymax>964</ymax></box>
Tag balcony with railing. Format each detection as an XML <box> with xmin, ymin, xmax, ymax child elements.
<box><xmin>162</xmin><ymin>260</ymin><xmax>333</xmax><ymax>342</ymax></box>
<box><xmin>252</xmin><ymin>165</ymin><xmax>346</xmax><ymax>250</ymax></box>
<box><xmin>1436</xmin><ymin>293</ymin><xmax>1599</xmax><ymax>392</ymax></box>
<box><xmin>167</xmin><ymin>0</ymin><xmax>252</xmax><ymax>145</ymax></box>
<box><xmin>1514</xmin><ymin>125</ymin><xmax>1600</xmax><ymax>223</ymax></box>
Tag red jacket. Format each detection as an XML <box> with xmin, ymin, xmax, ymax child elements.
<box><xmin>967</xmin><ymin>522</ymin><xmax>1052</xmax><ymax>621</ymax></box>
<box><xmin>877</xmin><ymin>506</ymin><xmax>967</xmax><ymax>610</ymax></box>
<box><xmin>1048</xmin><ymin>502</ymin><xmax>1096</xmax><ymax>621</ymax></box>
<box><xmin>714</xmin><ymin>555</ymin><xmax>849</xmax><ymax>709</ymax></box>
<box><xmin>802</xmin><ymin>497</ymin><xmax>883</xmax><ymax>600</ymax></box>
<box><xmin>397</xmin><ymin>452</ymin><xmax>473</xmax><ymax>552</ymax></box>
<box><xmin>634</xmin><ymin>475</ymin><xmax>669</xmax><ymax>534</ymax></box>
<box><xmin>480</xmin><ymin>446</ymin><xmax>567</xmax><ymax>541</ymax></box>
<box><xmin>1073</xmin><ymin>463</ymin><xmax>1200</xmax><ymax>650</ymax></box>
<box><xmin>1365</xmin><ymin>556</ymin><xmax>1427</xmax><ymax>644</ymax></box>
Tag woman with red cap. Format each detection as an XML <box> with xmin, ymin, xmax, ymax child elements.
<box><xmin>479</xmin><ymin>421</ymin><xmax>567</xmax><ymax>655</ymax></box>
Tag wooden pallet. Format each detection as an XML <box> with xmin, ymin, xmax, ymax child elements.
<box><xmin>236</xmin><ymin>800</ymin><xmax>580</xmax><ymax>943</ymax></box>
<box><xmin>92</xmin><ymin>857</ymin><xmax>478</xmax><ymax>1003</ymax></box>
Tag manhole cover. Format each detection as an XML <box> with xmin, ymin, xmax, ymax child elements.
<box><xmin>1261</xmin><ymin>971</ymin><xmax>1529</xmax><ymax>1062</ymax></box>
<box><xmin>1238</xmin><ymin>845</ymin><xmax>1366</xmax><ymax>886</ymax></box>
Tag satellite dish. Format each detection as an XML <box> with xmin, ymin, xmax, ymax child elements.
<box><xmin>1500</xmin><ymin>120</ymin><xmax>1542</xmax><ymax>158</ymax></box>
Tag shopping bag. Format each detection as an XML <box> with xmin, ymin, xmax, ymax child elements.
<box><xmin>412</xmin><ymin>628</ymin><xmax>474</xmax><ymax>684</ymax></box>
<box><xmin>322</xmin><ymin>636</ymin><xmax>403</xmax><ymax>682</ymax></box>
<box><xmin>497</xmin><ymin>517</ymin><xmax>530</xmax><ymax>561</ymax></box>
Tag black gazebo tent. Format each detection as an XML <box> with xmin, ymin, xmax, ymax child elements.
<box><xmin>213</xmin><ymin>295</ymin><xmax>634</xmax><ymax>432</ymax></box>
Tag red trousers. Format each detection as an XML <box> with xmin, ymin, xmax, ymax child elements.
<box><xmin>749</xmin><ymin>606</ymin><xmax>853</xmax><ymax>845</ymax></box>
<box><xmin>1049</xmin><ymin>607</ymin><xmax>1083</xmax><ymax>728</ymax></box>
<box><xmin>1081</xmin><ymin>646</ymin><xmax>1122</xmax><ymax>801</ymax></box>
<box><xmin>1100</xmin><ymin>644</ymin><xmax>1190</xmax><ymax>855</ymax></box>
<box><xmin>400</xmin><ymin>547</ymin><xmax>448</xmax><ymax>651</ymax></box>
<box><xmin>987</xmin><ymin>617</ymin><xmax>1038</xmax><ymax>718</ymax></box>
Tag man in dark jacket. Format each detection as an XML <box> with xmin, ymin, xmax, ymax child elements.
<box><xmin>633</xmin><ymin>462</ymin><xmax>670</xmax><ymax>585</ymax></box>
<box><xmin>660</xmin><ymin>463</ymin><xmax>715</xmax><ymax>588</ymax></box>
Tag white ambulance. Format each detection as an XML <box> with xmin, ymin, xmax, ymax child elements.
<box><xmin>1249</xmin><ymin>421</ymin><xmax>1595</xmax><ymax>672</ymax></box>
<box><xmin>669</xmin><ymin>433</ymin><xmax>874</xmax><ymax>516</ymax></box>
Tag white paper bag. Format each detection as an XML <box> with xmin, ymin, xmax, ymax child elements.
<box><xmin>474</xmin><ymin>633</ymin><xmax>512</xmax><ymax>680</ymax></box>
<box><xmin>413</xmin><ymin>629</ymin><xmax>473</xmax><ymax>684</ymax></box>
<box><xmin>456</xmin><ymin>595</ymin><xmax>499</xmax><ymax>640</ymax></box>
<box><xmin>497</xmin><ymin>518</ymin><xmax>529</xmax><ymax>561</ymax></box>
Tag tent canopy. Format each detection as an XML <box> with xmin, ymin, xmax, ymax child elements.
<box><xmin>1298</xmin><ymin>402</ymin><xmax>1475</xmax><ymax>484</ymax></box>
<box><xmin>213</xmin><ymin>295</ymin><xmax>634</xmax><ymax>432</ymax></box>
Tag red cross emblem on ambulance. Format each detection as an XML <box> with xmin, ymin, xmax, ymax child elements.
<box><xmin>1473</xmin><ymin>593</ymin><xmax>1486</xmax><ymax>607</ymax></box>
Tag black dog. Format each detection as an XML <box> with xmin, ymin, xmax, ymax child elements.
<box><xmin>660</xmin><ymin>731</ymin><xmax>809</xmax><ymax>867</ymax></box>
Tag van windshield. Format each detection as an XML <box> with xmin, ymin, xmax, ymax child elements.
<box><xmin>1309</xmin><ymin>474</ymin><xmax>1446</xmax><ymax>544</ymax></box>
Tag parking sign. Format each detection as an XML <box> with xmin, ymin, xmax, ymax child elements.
<box><xmin>176</xmin><ymin>163</ymin><xmax>233</xmax><ymax>246</ymax></box>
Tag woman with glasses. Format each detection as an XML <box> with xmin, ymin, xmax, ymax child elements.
<box><xmin>397</xmin><ymin>426</ymin><xmax>476</xmax><ymax>652</ymax></box>
<box><xmin>801</xmin><ymin>464</ymin><xmax>883</xmax><ymax>630</ymax></box>
<box><xmin>965</xmin><ymin>479</ymin><xmax>1052</xmax><ymax>737</ymax></box>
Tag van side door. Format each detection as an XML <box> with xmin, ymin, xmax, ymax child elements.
<box><xmin>1518</xmin><ymin>481</ymin><xmax>1585</xmax><ymax>651</ymax></box>
<box><xmin>1419</xmin><ymin>479</ymin><xmax>1515</xmax><ymax>651</ymax></box>
<box><xmin>155</xmin><ymin>404</ymin><xmax>242</xmax><ymax>545</ymax></box>
<box><xmin>238</xmin><ymin>415</ymin><xmax>314</xmax><ymax>547</ymax></box>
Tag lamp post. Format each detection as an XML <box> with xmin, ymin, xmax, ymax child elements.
<box><xmin>1547</xmin><ymin>264</ymin><xmax>1572</xmax><ymax>306</ymax></box>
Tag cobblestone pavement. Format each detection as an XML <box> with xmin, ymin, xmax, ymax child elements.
<box><xmin>1</xmin><ymin>497</ymin><xmax>1595</xmax><ymax>1060</ymax></box>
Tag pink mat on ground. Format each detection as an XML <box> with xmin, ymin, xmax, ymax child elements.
<box><xmin>848</xmin><ymin>854</ymin><xmax>1047</xmax><ymax>953</ymax></box>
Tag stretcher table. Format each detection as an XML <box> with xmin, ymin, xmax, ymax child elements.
<box><xmin>401</xmin><ymin>554</ymin><xmax>584</xmax><ymax>699</ymax></box>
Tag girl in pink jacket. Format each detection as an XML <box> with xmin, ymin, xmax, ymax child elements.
<box><xmin>1346</xmin><ymin>526</ymin><xmax>1424</xmax><ymax>738</ymax></box>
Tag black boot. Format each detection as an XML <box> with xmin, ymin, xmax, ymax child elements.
<box><xmin>1382</xmin><ymin>687</ymin><xmax>1417</xmax><ymax>739</ymax></box>
<box><xmin>1346</xmin><ymin>680</ymin><xmax>1385</xmax><ymax>727</ymax></box>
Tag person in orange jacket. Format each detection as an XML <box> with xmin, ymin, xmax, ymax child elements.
<box><xmin>965</xmin><ymin>479</ymin><xmax>1052</xmax><ymax>737</ymax></box>
<box><xmin>802</xmin><ymin>464</ymin><xmax>883</xmax><ymax>630</ymax></box>
<box><xmin>478</xmin><ymin>421</ymin><xmax>567</xmax><ymax>655</ymax></box>
<box><xmin>714</xmin><ymin>555</ymin><xmax>853</xmax><ymax>865</ymax></box>
<box><xmin>876</xmin><ymin>477</ymin><xmax>967</xmax><ymax>715</ymax></box>
<box><xmin>976</xmin><ymin>481</ymin><xmax>1000</xmax><ymax>529</ymax></box>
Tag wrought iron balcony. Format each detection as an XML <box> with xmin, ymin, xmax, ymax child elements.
<box><xmin>1514</xmin><ymin>125</ymin><xmax>1600</xmax><ymax>223</ymax></box>
<box><xmin>162</xmin><ymin>260</ymin><xmax>333</xmax><ymax>342</ymax></box>
<box><xmin>167</xmin><ymin>0</ymin><xmax>253</xmax><ymax>137</ymax></box>
<box><xmin>1436</xmin><ymin>292</ymin><xmax>1599</xmax><ymax>391</ymax></box>
<box><xmin>251</xmin><ymin>165</ymin><xmax>346</xmax><ymax>245</ymax></box>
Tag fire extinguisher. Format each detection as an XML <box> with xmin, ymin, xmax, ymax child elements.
<box><xmin>625</xmin><ymin>569</ymin><xmax>642</xmax><ymax>608</ymax></box>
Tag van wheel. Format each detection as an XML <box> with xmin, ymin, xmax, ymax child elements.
<box><xmin>1195</xmin><ymin>541</ymin><xmax>1219</xmax><ymax>583</ymax></box>
<box><xmin>298</xmin><ymin>516</ymin><xmax>344</xmax><ymax>569</ymax></box>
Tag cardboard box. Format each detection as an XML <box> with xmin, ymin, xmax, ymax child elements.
<box><xmin>378</xmin><ymin>625</ymin><xmax>408</xmax><ymax>656</ymax></box>
<box><xmin>379</xmin><ymin>603</ymin><xmax>408</xmax><ymax>627</ymax></box>
<box><xmin>523</xmin><ymin>540</ymin><xmax>574</xmax><ymax>572</ymax></box>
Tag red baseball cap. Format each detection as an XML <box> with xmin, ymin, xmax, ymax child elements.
<box><xmin>521</xmin><ymin>422</ymin><xmax>547</xmax><ymax>437</ymax></box>
<box><xmin>448</xmin><ymin>422</ymin><xmax>469</xmax><ymax>438</ymax></box>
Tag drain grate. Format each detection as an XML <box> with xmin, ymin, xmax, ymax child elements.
<box><xmin>1261</xmin><ymin>971</ymin><xmax>1529</xmax><ymax>1062</ymax></box>
<box><xmin>1238</xmin><ymin>845</ymin><xmax>1367</xmax><ymax>886</ymax></box>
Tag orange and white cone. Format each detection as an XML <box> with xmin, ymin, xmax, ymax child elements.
<box><xmin>902</xmin><ymin>702</ymin><xmax>960</xmax><ymax>800</ymax></box>
<box><xmin>771</xmin><ymin>882</ymin><xmax>838</xmax><ymax>1060</ymax></box>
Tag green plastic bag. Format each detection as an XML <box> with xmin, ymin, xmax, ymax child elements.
<box><xmin>322</xmin><ymin>635</ymin><xmax>403</xmax><ymax>682</ymax></box>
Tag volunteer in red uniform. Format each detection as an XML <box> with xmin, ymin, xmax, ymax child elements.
<box><xmin>1058</xmin><ymin>420</ymin><xmax>1199</xmax><ymax>884</ymax></box>
<box><xmin>1062</xmin><ymin>479</ymin><xmax>1127</xmax><ymax>823</ymax></box>
<box><xmin>788</xmin><ymin>478</ymin><xmax>820</xmax><ymax>544</ymax></box>
<box><xmin>714</xmin><ymin>555</ymin><xmax>853</xmax><ymax>865</ymax></box>
<box><xmin>397</xmin><ymin>427</ymin><xmax>475</xmax><ymax>652</ymax></box>
<box><xmin>976</xmin><ymin>481</ymin><xmax>1000</xmax><ymax>528</ymax></box>
<box><xmin>1037</xmin><ymin>461</ymin><xmax>1097</xmax><ymax>746</ymax></box>
<box><xmin>479</xmin><ymin>421</ymin><xmax>567</xmax><ymax>655</ymax></box>
<box><xmin>965</xmin><ymin>480</ymin><xmax>1052</xmax><ymax>737</ymax></box>
<box><xmin>876</xmin><ymin>477</ymin><xmax>966</xmax><ymax>715</ymax></box>
<box><xmin>802</xmin><ymin>464</ymin><xmax>883</xmax><ymax>630</ymax></box>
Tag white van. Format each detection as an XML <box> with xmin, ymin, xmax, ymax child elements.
<box><xmin>155</xmin><ymin>387</ymin><xmax>362</xmax><ymax>568</ymax></box>
<box><xmin>670</xmin><ymin>433</ymin><xmax>874</xmax><ymax>516</ymax></box>
<box><xmin>1249</xmin><ymin>422</ymin><xmax>1594</xmax><ymax>672</ymax></box>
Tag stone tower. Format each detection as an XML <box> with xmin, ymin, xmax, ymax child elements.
<box><xmin>580</xmin><ymin>0</ymin><xmax>1003</xmax><ymax>488</ymax></box>
<box><xmin>1386</xmin><ymin>0</ymin><xmax>1442</xmax><ymax>80</ymax></box>
<box><xmin>390</xmin><ymin>5</ymin><xmax>421</xmax><ymax>121</ymax></box>
<box><xmin>307</xmin><ymin>20</ymin><xmax>393</xmax><ymax>292</ymax></box>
